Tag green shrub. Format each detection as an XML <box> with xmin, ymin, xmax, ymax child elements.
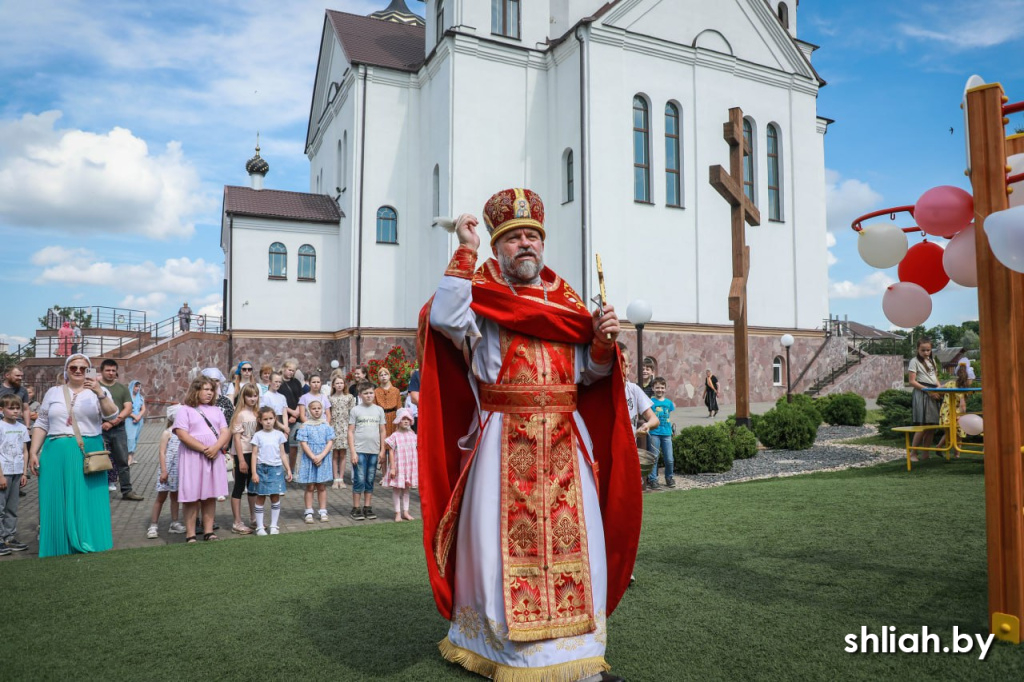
<box><xmin>726</xmin><ymin>413</ymin><xmax>762</xmax><ymax>433</ymax></box>
<box><xmin>756</xmin><ymin>406</ymin><xmax>817</xmax><ymax>450</ymax></box>
<box><xmin>819</xmin><ymin>392</ymin><xmax>867</xmax><ymax>426</ymax></box>
<box><xmin>876</xmin><ymin>389</ymin><xmax>913</xmax><ymax>438</ymax></box>
<box><xmin>965</xmin><ymin>389</ymin><xmax>983</xmax><ymax>414</ymax></box>
<box><xmin>775</xmin><ymin>393</ymin><xmax>822</xmax><ymax>429</ymax></box>
<box><xmin>673</xmin><ymin>424</ymin><xmax>734</xmax><ymax>474</ymax></box>
<box><xmin>730</xmin><ymin>424</ymin><xmax>759</xmax><ymax>459</ymax></box>
<box><xmin>876</xmin><ymin>389</ymin><xmax>912</xmax><ymax>410</ymax></box>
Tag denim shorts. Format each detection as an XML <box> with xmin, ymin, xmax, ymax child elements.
<box><xmin>352</xmin><ymin>452</ymin><xmax>379</xmax><ymax>494</ymax></box>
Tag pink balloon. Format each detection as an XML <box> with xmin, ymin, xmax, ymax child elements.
<box><xmin>942</xmin><ymin>225</ymin><xmax>977</xmax><ymax>287</ymax></box>
<box><xmin>960</xmin><ymin>414</ymin><xmax>984</xmax><ymax>436</ymax></box>
<box><xmin>915</xmin><ymin>185</ymin><xmax>974</xmax><ymax>238</ymax></box>
<box><xmin>882</xmin><ymin>282</ymin><xmax>932</xmax><ymax>328</ymax></box>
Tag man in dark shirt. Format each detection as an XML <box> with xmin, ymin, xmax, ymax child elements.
<box><xmin>99</xmin><ymin>359</ymin><xmax>143</xmax><ymax>500</ymax></box>
<box><xmin>278</xmin><ymin>359</ymin><xmax>304</xmax><ymax>472</ymax></box>
<box><xmin>0</xmin><ymin>367</ymin><xmax>29</xmax><ymax>428</ymax></box>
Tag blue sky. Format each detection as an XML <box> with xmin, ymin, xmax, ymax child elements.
<box><xmin>1</xmin><ymin>0</ymin><xmax>1021</xmax><ymax>348</ymax></box>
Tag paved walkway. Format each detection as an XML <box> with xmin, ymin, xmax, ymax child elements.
<box><xmin>4</xmin><ymin>422</ymin><xmax>419</xmax><ymax>559</ymax></box>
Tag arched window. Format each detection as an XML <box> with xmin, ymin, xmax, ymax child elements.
<box><xmin>633</xmin><ymin>96</ymin><xmax>651</xmax><ymax>203</ymax></box>
<box><xmin>563</xmin><ymin>148</ymin><xmax>574</xmax><ymax>203</ymax></box>
<box><xmin>743</xmin><ymin>118</ymin><xmax>756</xmax><ymax>204</ymax></box>
<box><xmin>376</xmin><ymin>206</ymin><xmax>398</xmax><ymax>244</ymax></box>
<box><xmin>491</xmin><ymin>0</ymin><xmax>521</xmax><ymax>39</ymax></box>
<box><xmin>297</xmin><ymin>245</ymin><xmax>316</xmax><ymax>281</ymax></box>
<box><xmin>436</xmin><ymin>0</ymin><xmax>445</xmax><ymax>44</ymax></box>
<box><xmin>767</xmin><ymin>123</ymin><xmax>782</xmax><ymax>221</ymax></box>
<box><xmin>268</xmin><ymin>242</ymin><xmax>287</xmax><ymax>279</ymax></box>
<box><xmin>773</xmin><ymin>356</ymin><xmax>784</xmax><ymax>385</ymax></box>
<box><xmin>778</xmin><ymin>2</ymin><xmax>790</xmax><ymax>30</ymax></box>
<box><xmin>432</xmin><ymin>165</ymin><xmax>440</xmax><ymax>217</ymax></box>
<box><xmin>665</xmin><ymin>102</ymin><xmax>681</xmax><ymax>207</ymax></box>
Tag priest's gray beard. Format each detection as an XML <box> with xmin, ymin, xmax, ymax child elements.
<box><xmin>497</xmin><ymin>247</ymin><xmax>544</xmax><ymax>284</ymax></box>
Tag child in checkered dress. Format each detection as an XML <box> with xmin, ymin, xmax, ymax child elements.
<box><xmin>383</xmin><ymin>408</ymin><xmax>418</xmax><ymax>522</ymax></box>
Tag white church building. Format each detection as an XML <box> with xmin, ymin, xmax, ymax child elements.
<box><xmin>222</xmin><ymin>0</ymin><xmax>840</xmax><ymax>403</ymax></box>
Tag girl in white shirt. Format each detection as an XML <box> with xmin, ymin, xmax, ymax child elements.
<box><xmin>249</xmin><ymin>407</ymin><xmax>292</xmax><ymax>535</ymax></box>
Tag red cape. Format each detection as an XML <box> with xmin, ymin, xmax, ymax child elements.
<box><xmin>417</xmin><ymin>260</ymin><xmax>642</xmax><ymax>621</ymax></box>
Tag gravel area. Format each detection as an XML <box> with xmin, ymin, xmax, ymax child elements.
<box><xmin>653</xmin><ymin>424</ymin><xmax>904</xmax><ymax>492</ymax></box>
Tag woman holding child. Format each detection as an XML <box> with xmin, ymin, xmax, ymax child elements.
<box><xmin>29</xmin><ymin>354</ymin><xmax>119</xmax><ymax>557</ymax></box>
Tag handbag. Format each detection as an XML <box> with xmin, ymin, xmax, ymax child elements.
<box><xmin>62</xmin><ymin>385</ymin><xmax>113</xmax><ymax>475</ymax></box>
<box><xmin>195</xmin><ymin>407</ymin><xmax>233</xmax><ymax>472</ymax></box>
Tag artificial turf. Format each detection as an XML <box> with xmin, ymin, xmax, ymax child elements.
<box><xmin>2</xmin><ymin>457</ymin><xmax>1020</xmax><ymax>681</ymax></box>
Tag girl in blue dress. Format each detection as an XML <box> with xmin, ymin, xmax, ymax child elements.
<box><xmin>295</xmin><ymin>399</ymin><xmax>335</xmax><ymax>523</ymax></box>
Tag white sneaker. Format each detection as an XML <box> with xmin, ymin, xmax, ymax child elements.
<box><xmin>319</xmin><ymin>512</ymin><xmax>328</xmax><ymax>522</ymax></box>
<box><xmin>216</xmin><ymin>496</ymin><xmax>226</xmax><ymax>501</ymax></box>
<box><xmin>256</xmin><ymin>527</ymin><xmax>268</xmax><ymax>536</ymax></box>
<box><xmin>269</xmin><ymin>526</ymin><xmax>280</xmax><ymax>535</ymax></box>
<box><xmin>168</xmin><ymin>522</ymin><xmax>186</xmax><ymax>534</ymax></box>
<box><xmin>304</xmin><ymin>513</ymin><xmax>314</xmax><ymax>524</ymax></box>
<box><xmin>108</xmin><ymin>484</ymin><xmax>117</xmax><ymax>492</ymax></box>
<box><xmin>146</xmin><ymin>525</ymin><xmax>159</xmax><ymax>539</ymax></box>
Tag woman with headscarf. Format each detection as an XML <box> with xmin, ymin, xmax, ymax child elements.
<box><xmin>126</xmin><ymin>380</ymin><xmax>146</xmax><ymax>466</ymax></box>
<box><xmin>28</xmin><ymin>354</ymin><xmax>119</xmax><ymax>557</ymax></box>
<box><xmin>703</xmin><ymin>369</ymin><xmax>720</xmax><ymax>418</ymax></box>
<box><xmin>225</xmin><ymin>361</ymin><xmax>255</xmax><ymax>401</ymax></box>
<box><xmin>57</xmin><ymin>321</ymin><xmax>73</xmax><ymax>357</ymax></box>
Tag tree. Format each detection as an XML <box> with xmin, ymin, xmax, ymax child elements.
<box><xmin>962</xmin><ymin>320</ymin><xmax>980</xmax><ymax>334</ymax></box>
<box><xmin>961</xmin><ymin>329</ymin><xmax>980</xmax><ymax>350</ymax></box>
<box><xmin>939</xmin><ymin>324</ymin><xmax>965</xmax><ymax>347</ymax></box>
<box><xmin>37</xmin><ymin>305</ymin><xmax>92</xmax><ymax>330</ymax></box>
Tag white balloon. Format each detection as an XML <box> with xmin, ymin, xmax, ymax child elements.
<box><xmin>882</xmin><ymin>282</ymin><xmax>932</xmax><ymax>328</ymax></box>
<box><xmin>984</xmin><ymin>205</ymin><xmax>1024</xmax><ymax>273</ymax></box>
<box><xmin>942</xmin><ymin>224</ymin><xmax>977</xmax><ymax>287</ymax></box>
<box><xmin>960</xmin><ymin>414</ymin><xmax>984</xmax><ymax>436</ymax></box>
<box><xmin>1009</xmin><ymin>154</ymin><xmax>1024</xmax><ymax>209</ymax></box>
<box><xmin>858</xmin><ymin>223</ymin><xmax>908</xmax><ymax>269</ymax></box>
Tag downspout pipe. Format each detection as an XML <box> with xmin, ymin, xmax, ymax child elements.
<box><xmin>574</xmin><ymin>25</ymin><xmax>590</xmax><ymax>298</ymax></box>
<box><xmin>356</xmin><ymin>65</ymin><xmax>368</xmax><ymax>363</ymax></box>
<box><xmin>227</xmin><ymin>216</ymin><xmax>233</xmax><ymax>367</ymax></box>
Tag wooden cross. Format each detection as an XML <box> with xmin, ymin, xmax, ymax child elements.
<box><xmin>709</xmin><ymin>107</ymin><xmax>761</xmax><ymax>427</ymax></box>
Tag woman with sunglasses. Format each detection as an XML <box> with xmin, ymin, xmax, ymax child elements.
<box><xmin>225</xmin><ymin>361</ymin><xmax>255</xmax><ymax>401</ymax></box>
<box><xmin>28</xmin><ymin>354</ymin><xmax>119</xmax><ymax>557</ymax></box>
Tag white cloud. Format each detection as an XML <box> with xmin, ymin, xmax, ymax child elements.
<box><xmin>0</xmin><ymin>111</ymin><xmax>212</xmax><ymax>239</ymax></box>
<box><xmin>119</xmin><ymin>292</ymin><xmax>168</xmax><ymax>312</ymax></box>
<box><xmin>825</xmin><ymin>169</ymin><xmax>884</xmax><ymax>234</ymax></box>
<box><xmin>826</xmin><ymin>231</ymin><xmax>838</xmax><ymax>267</ymax></box>
<box><xmin>31</xmin><ymin>245</ymin><xmax>94</xmax><ymax>266</ymax></box>
<box><xmin>829</xmin><ymin>272</ymin><xmax>896</xmax><ymax>300</ymax></box>
<box><xmin>0</xmin><ymin>333</ymin><xmax>31</xmax><ymax>347</ymax></box>
<box><xmin>33</xmin><ymin>247</ymin><xmax>221</xmax><ymax>297</ymax></box>
<box><xmin>899</xmin><ymin>1</ymin><xmax>1024</xmax><ymax>50</ymax></box>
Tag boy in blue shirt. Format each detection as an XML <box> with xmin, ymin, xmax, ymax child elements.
<box><xmin>647</xmin><ymin>377</ymin><xmax>676</xmax><ymax>489</ymax></box>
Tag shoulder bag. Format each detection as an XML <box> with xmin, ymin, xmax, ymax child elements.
<box><xmin>63</xmin><ymin>385</ymin><xmax>113</xmax><ymax>475</ymax></box>
<box><xmin>195</xmin><ymin>406</ymin><xmax>233</xmax><ymax>473</ymax></box>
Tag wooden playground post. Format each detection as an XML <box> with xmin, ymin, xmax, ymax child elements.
<box><xmin>710</xmin><ymin>107</ymin><xmax>761</xmax><ymax>428</ymax></box>
<box><xmin>966</xmin><ymin>82</ymin><xmax>1024</xmax><ymax>644</ymax></box>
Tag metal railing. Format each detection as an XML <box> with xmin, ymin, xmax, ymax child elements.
<box><xmin>40</xmin><ymin>306</ymin><xmax>148</xmax><ymax>331</ymax></box>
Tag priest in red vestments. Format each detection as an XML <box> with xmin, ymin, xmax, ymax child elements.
<box><xmin>417</xmin><ymin>188</ymin><xmax>642</xmax><ymax>681</ymax></box>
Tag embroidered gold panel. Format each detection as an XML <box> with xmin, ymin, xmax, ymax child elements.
<box><xmin>498</xmin><ymin>330</ymin><xmax>595</xmax><ymax>642</ymax></box>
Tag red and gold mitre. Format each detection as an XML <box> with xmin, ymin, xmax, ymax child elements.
<box><xmin>483</xmin><ymin>188</ymin><xmax>546</xmax><ymax>246</ymax></box>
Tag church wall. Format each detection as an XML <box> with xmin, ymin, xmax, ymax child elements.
<box><xmin>459</xmin><ymin>0</ymin><xmax>550</xmax><ymax>48</ymax></box>
<box><xmin>228</xmin><ymin>216</ymin><xmax>340</xmax><ymax>332</ymax></box>
<box><xmin>791</xmin><ymin>112</ymin><xmax>830</xmax><ymax>330</ymax></box>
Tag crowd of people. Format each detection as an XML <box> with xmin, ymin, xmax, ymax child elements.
<box><xmin>2</xmin><ymin>356</ymin><xmax>422</xmax><ymax>557</ymax></box>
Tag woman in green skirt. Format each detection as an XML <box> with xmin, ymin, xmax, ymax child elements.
<box><xmin>29</xmin><ymin>354</ymin><xmax>119</xmax><ymax>558</ymax></box>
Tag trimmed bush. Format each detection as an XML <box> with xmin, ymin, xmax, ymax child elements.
<box><xmin>730</xmin><ymin>424</ymin><xmax>759</xmax><ymax>459</ymax></box>
<box><xmin>673</xmin><ymin>424</ymin><xmax>734</xmax><ymax>474</ymax></box>
<box><xmin>726</xmin><ymin>413</ymin><xmax>762</xmax><ymax>434</ymax></box>
<box><xmin>775</xmin><ymin>393</ymin><xmax>822</xmax><ymax>430</ymax></box>
<box><xmin>756</xmin><ymin>406</ymin><xmax>817</xmax><ymax>450</ymax></box>
<box><xmin>819</xmin><ymin>392</ymin><xmax>867</xmax><ymax>426</ymax></box>
<box><xmin>876</xmin><ymin>389</ymin><xmax>913</xmax><ymax>439</ymax></box>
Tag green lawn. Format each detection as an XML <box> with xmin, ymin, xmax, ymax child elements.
<box><xmin>841</xmin><ymin>433</ymin><xmax>906</xmax><ymax>448</ymax></box>
<box><xmin>3</xmin><ymin>458</ymin><xmax>1019</xmax><ymax>681</ymax></box>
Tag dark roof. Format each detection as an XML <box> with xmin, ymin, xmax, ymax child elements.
<box><xmin>327</xmin><ymin>10</ymin><xmax>425</xmax><ymax>72</ymax></box>
<box><xmin>369</xmin><ymin>0</ymin><xmax>425</xmax><ymax>27</ymax></box>
<box><xmin>843</xmin><ymin>320</ymin><xmax>901</xmax><ymax>340</ymax></box>
<box><xmin>934</xmin><ymin>347</ymin><xmax>965</xmax><ymax>365</ymax></box>
<box><xmin>223</xmin><ymin>187</ymin><xmax>341</xmax><ymax>223</ymax></box>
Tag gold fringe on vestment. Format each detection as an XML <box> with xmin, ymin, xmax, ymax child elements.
<box><xmin>439</xmin><ymin>637</ymin><xmax>610</xmax><ymax>681</ymax></box>
<box><xmin>506</xmin><ymin>618</ymin><xmax>596</xmax><ymax>643</ymax></box>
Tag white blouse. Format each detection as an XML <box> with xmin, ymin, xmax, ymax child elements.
<box><xmin>34</xmin><ymin>386</ymin><xmax>116</xmax><ymax>437</ymax></box>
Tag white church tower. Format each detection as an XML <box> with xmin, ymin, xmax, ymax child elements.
<box><xmin>224</xmin><ymin>0</ymin><xmax>843</xmax><ymax>404</ymax></box>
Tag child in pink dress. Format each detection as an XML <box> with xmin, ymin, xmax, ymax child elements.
<box><xmin>383</xmin><ymin>408</ymin><xmax>418</xmax><ymax>522</ymax></box>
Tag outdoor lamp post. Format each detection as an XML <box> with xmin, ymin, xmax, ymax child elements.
<box><xmin>780</xmin><ymin>333</ymin><xmax>795</xmax><ymax>403</ymax></box>
<box><xmin>626</xmin><ymin>300</ymin><xmax>653</xmax><ymax>384</ymax></box>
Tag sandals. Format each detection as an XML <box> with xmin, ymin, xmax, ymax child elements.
<box><xmin>203</xmin><ymin>533</ymin><xmax>220</xmax><ymax>541</ymax></box>
<box><xmin>231</xmin><ymin>523</ymin><xmax>252</xmax><ymax>535</ymax></box>
<box><xmin>185</xmin><ymin>536</ymin><xmax>197</xmax><ymax>544</ymax></box>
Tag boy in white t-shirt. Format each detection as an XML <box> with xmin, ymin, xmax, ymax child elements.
<box><xmin>0</xmin><ymin>395</ymin><xmax>29</xmax><ymax>554</ymax></box>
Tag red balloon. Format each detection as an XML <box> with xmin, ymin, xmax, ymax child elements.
<box><xmin>915</xmin><ymin>185</ymin><xmax>973</xmax><ymax>238</ymax></box>
<box><xmin>898</xmin><ymin>241</ymin><xmax>949</xmax><ymax>294</ymax></box>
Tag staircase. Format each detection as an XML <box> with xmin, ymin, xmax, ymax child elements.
<box><xmin>803</xmin><ymin>346</ymin><xmax>867</xmax><ymax>397</ymax></box>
